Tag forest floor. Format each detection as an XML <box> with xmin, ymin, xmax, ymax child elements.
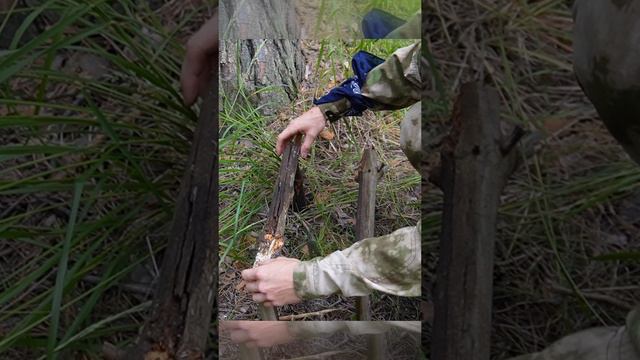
<box><xmin>423</xmin><ymin>1</ymin><xmax>640</xmax><ymax>358</ymax></box>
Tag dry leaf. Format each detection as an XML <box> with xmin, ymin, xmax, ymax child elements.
<box><xmin>319</xmin><ymin>128</ymin><xmax>335</xmax><ymax>140</ymax></box>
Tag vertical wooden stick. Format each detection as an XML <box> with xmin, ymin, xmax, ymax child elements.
<box><xmin>355</xmin><ymin>148</ymin><xmax>387</xmax><ymax>360</ymax></box>
<box><xmin>354</xmin><ymin>148</ymin><xmax>378</xmax><ymax>320</ymax></box>
<box><xmin>431</xmin><ymin>82</ymin><xmax>521</xmax><ymax>360</ymax></box>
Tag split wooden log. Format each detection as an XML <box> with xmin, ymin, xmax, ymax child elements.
<box><xmin>431</xmin><ymin>82</ymin><xmax>524</xmax><ymax>360</ymax></box>
<box><xmin>253</xmin><ymin>136</ymin><xmax>301</xmax><ymax>320</ymax></box>
<box><xmin>105</xmin><ymin>77</ymin><xmax>219</xmax><ymax>359</ymax></box>
<box><xmin>355</xmin><ymin>148</ymin><xmax>387</xmax><ymax>360</ymax></box>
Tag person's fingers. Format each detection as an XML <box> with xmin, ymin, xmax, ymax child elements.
<box><xmin>276</xmin><ymin>122</ymin><xmax>303</xmax><ymax>155</ymax></box>
<box><xmin>300</xmin><ymin>133</ymin><xmax>316</xmax><ymax>158</ymax></box>
<box><xmin>263</xmin><ymin>301</ymin><xmax>274</xmax><ymax>308</ymax></box>
<box><xmin>230</xmin><ymin>330</ymin><xmax>251</xmax><ymax>343</ymax></box>
<box><xmin>252</xmin><ymin>293</ymin><xmax>268</xmax><ymax>303</ymax></box>
<box><xmin>180</xmin><ymin>51</ymin><xmax>205</xmax><ymax>106</ymax></box>
<box><xmin>180</xmin><ymin>70</ymin><xmax>199</xmax><ymax>106</ymax></box>
<box><xmin>196</xmin><ymin>59</ymin><xmax>214</xmax><ymax>99</ymax></box>
<box><xmin>244</xmin><ymin>281</ymin><xmax>259</xmax><ymax>293</ymax></box>
<box><xmin>241</xmin><ymin>267</ymin><xmax>258</xmax><ymax>281</ymax></box>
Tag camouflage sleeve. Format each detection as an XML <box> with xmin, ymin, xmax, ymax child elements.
<box><xmin>317</xmin><ymin>42</ymin><xmax>421</xmax><ymax>122</ymax></box>
<box><xmin>293</xmin><ymin>222</ymin><xmax>421</xmax><ymax>299</ymax></box>
<box><xmin>506</xmin><ymin>307</ymin><xmax>640</xmax><ymax>360</ymax></box>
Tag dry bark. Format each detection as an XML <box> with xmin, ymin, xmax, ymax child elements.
<box><xmin>107</xmin><ymin>78</ymin><xmax>219</xmax><ymax>359</ymax></box>
<box><xmin>354</xmin><ymin>148</ymin><xmax>379</xmax><ymax>320</ymax></box>
<box><xmin>253</xmin><ymin>136</ymin><xmax>301</xmax><ymax>320</ymax></box>
<box><xmin>431</xmin><ymin>82</ymin><xmax>523</xmax><ymax>360</ymax></box>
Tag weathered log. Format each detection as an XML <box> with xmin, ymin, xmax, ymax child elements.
<box><xmin>109</xmin><ymin>77</ymin><xmax>219</xmax><ymax>358</ymax></box>
<box><xmin>431</xmin><ymin>82</ymin><xmax>523</xmax><ymax>360</ymax></box>
<box><xmin>253</xmin><ymin>136</ymin><xmax>301</xmax><ymax>320</ymax></box>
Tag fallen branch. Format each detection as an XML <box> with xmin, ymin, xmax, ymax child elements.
<box><xmin>432</xmin><ymin>82</ymin><xmax>523</xmax><ymax>360</ymax></box>
<box><xmin>278</xmin><ymin>308</ymin><xmax>343</xmax><ymax>321</ymax></box>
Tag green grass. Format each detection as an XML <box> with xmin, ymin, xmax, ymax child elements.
<box><xmin>0</xmin><ymin>0</ymin><xmax>215</xmax><ymax>357</ymax></box>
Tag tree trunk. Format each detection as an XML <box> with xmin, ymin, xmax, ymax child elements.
<box><xmin>220</xmin><ymin>39</ymin><xmax>304</xmax><ymax>115</ymax></box>
<box><xmin>219</xmin><ymin>0</ymin><xmax>300</xmax><ymax>39</ymax></box>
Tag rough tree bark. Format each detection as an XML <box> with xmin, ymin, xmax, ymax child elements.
<box><xmin>219</xmin><ymin>39</ymin><xmax>304</xmax><ymax>115</ymax></box>
<box><xmin>431</xmin><ymin>82</ymin><xmax>523</xmax><ymax>360</ymax></box>
<box><xmin>105</xmin><ymin>78</ymin><xmax>219</xmax><ymax>359</ymax></box>
<box><xmin>219</xmin><ymin>0</ymin><xmax>300</xmax><ymax>39</ymax></box>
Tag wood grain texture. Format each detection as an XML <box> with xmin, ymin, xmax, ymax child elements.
<box><xmin>254</xmin><ymin>136</ymin><xmax>301</xmax><ymax>320</ymax></box>
<box><xmin>431</xmin><ymin>82</ymin><xmax>521</xmax><ymax>360</ymax></box>
<box><xmin>354</xmin><ymin>148</ymin><xmax>378</xmax><ymax>321</ymax></box>
<box><xmin>113</xmin><ymin>76</ymin><xmax>219</xmax><ymax>359</ymax></box>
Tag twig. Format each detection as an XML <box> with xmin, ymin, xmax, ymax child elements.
<box><xmin>278</xmin><ymin>308</ymin><xmax>342</xmax><ymax>321</ymax></box>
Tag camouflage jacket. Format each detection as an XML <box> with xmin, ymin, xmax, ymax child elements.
<box><xmin>293</xmin><ymin>222</ymin><xmax>421</xmax><ymax>298</ymax></box>
<box><xmin>316</xmin><ymin>41</ymin><xmax>422</xmax><ymax>122</ymax></box>
<box><xmin>507</xmin><ymin>307</ymin><xmax>640</xmax><ymax>360</ymax></box>
<box><xmin>294</xmin><ymin>42</ymin><xmax>423</xmax><ymax>299</ymax></box>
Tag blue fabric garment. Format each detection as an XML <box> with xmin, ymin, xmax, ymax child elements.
<box><xmin>313</xmin><ymin>50</ymin><xmax>385</xmax><ymax>117</ymax></box>
<box><xmin>361</xmin><ymin>8</ymin><xmax>406</xmax><ymax>39</ymax></box>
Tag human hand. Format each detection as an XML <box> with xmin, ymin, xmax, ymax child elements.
<box><xmin>276</xmin><ymin>106</ymin><xmax>326</xmax><ymax>158</ymax></box>
<box><xmin>221</xmin><ymin>321</ymin><xmax>293</xmax><ymax>348</ymax></box>
<box><xmin>180</xmin><ymin>13</ymin><xmax>219</xmax><ymax>106</ymax></box>
<box><xmin>241</xmin><ymin>257</ymin><xmax>302</xmax><ymax>307</ymax></box>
